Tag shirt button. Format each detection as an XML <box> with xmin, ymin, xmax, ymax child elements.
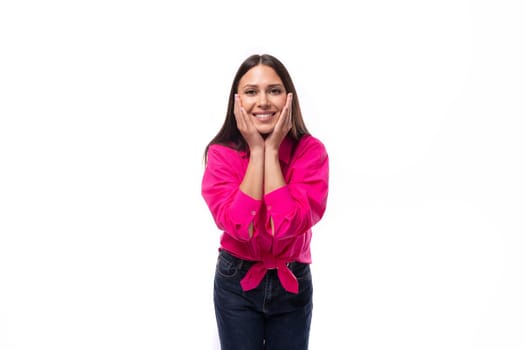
<box><xmin>251</xmin><ymin>210</ymin><xmax>256</xmax><ymax>216</ymax></box>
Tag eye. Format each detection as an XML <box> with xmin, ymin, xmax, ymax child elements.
<box><xmin>244</xmin><ymin>89</ymin><xmax>257</xmax><ymax>96</ymax></box>
<box><xmin>269</xmin><ymin>87</ymin><xmax>283</xmax><ymax>95</ymax></box>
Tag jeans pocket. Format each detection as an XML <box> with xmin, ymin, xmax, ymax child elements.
<box><xmin>216</xmin><ymin>254</ymin><xmax>239</xmax><ymax>278</ymax></box>
<box><xmin>292</xmin><ymin>263</ymin><xmax>312</xmax><ymax>282</ymax></box>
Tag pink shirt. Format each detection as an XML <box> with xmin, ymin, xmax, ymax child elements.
<box><xmin>201</xmin><ymin>135</ymin><xmax>329</xmax><ymax>294</ymax></box>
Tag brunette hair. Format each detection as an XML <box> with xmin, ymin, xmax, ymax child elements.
<box><xmin>204</xmin><ymin>54</ymin><xmax>309</xmax><ymax>162</ymax></box>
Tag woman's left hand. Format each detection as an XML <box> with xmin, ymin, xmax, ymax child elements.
<box><xmin>265</xmin><ymin>93</ymin><xmax>293</xmax><ymax>151</ymax></box>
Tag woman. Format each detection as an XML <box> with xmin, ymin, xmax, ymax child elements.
<box><xmin>201</xmin><ymin>54</ymin><xmax>329</xmax><ymax>349</ymax></box>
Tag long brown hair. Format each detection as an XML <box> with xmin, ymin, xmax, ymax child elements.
<box><xmin>204</xmin><ymin>54</ymin><xmax>309</xmax><ymax>162</ymax></box>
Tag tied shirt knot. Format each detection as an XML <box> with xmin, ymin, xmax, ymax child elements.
<box><xmin>240</xmin><ymin>257</ymin><xmax>299</xmax><ymax>294</ymax></box>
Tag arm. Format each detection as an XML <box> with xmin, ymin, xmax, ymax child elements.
<box><xmin>235</xmin><ymin>94</ymin><xmax>265</xmax><ymax>201</ymax></box>
<box><xmin>265</xmin><ymin>137</ymin><xmax>329</xmax><ymax>240</ymax></box>
<box><xmin>240</xmin><ymin>148</ymin><xmax>264</xmax><ymax>238</ymax></box>
<box><xmin>202</xmin><ymin>145</ymin><xmax>262</xmax><ymax>242</ymax></box>
<box><xmin>201</xmin><ymin>95</ymin><xmax>267</xmax><ymax>241</ymax></box>
<box><xmin>264</xmin><ymin>93</ymin><xmax>292</xmax><ymax>195</ymax></box>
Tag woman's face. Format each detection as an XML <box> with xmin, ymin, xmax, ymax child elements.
<box><xmin>237</xmin><ymin>64</ymin><xmax>287</xmax><ymax>136</ymax></box>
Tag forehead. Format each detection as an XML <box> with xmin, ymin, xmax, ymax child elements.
<box><xmin>239</xmin><ymin>65</ymin><xmax>283</xmax><ymax>86</ymax></box>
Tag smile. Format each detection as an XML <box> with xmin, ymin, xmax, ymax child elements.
<box><xmin>253</xmin><ymin>112</ymin><xmax>275</xmax><ymax>121</ymax></box>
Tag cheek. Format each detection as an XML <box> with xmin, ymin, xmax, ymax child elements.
<box><xmin>274</xmin><ymin>97</ymin><xmax>287</xmax><ymax>110</ymax></box>
<box><xmin>240</xmin><ymin>97</ymin><xmax>256</xmax><ymax>110</ymax></box>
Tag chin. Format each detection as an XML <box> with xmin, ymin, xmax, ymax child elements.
<box><xmin>257</xmin><ymin>127</ymin><xmax>275</xmax><ymax>136</ymax></box>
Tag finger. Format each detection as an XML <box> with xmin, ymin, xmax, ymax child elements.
<box><xmin>274</xmin><ymin>105</ymin><xmax>287</xmax><ymax>130</ymax></box>
<box><xmin>234</xmin><ymin>94</ymin><xmax>246</xmax><ymax>129</ymax></box>
<box><xmin>239</xmin><ymin>106</ymin><xmax>252</xmax><ymax>129</ymax></box>
<box><xmin>235</xmin><ymin>95</ymin><xmax>259</xmax><ymax>137</ymax></box>
<box><xmin>287</xmin><ymin>93</ymin><xmax>293</xmax><ymax>126</ymax></box>
<box><xmin>277</xmin><ymin>93</ymin><xmax>293</xmax><ymax>130</ymax></box>
<box><xmin>233</xmin><ymin>94</ymin><xmax>239</xmax><ymax>117</ymax></box>
<box><xmin>234</xmin><ymin>95</ymin><xmax>247</xmax><ymax>119</ymax></box>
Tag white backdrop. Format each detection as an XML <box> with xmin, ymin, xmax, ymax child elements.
<box><xmin>1</xmin><ymin>1</ymin><xmax>524</xmax><ymax>349</ymax></box>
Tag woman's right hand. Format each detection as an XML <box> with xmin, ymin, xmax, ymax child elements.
<box><xmin>234</xmin><ymin>94</ymin><xmax>264</xmax><ymax>151</ymax></box>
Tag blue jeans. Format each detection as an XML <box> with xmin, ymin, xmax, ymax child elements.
<box><xmin>214</xmin><ymin>250</ymin><xmax>313</xmax><ymax>350</ymax></box>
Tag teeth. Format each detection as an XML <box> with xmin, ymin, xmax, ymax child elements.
<box><xmin>255</xmin><ymin>113</ymin><xmax>272</xmax><ymax>119</ymax></box>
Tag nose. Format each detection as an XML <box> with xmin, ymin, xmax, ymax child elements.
<box><xmin>258</xmin><ymin>92</ymin><xmax>270</xmax><ymax>107</ymax></box>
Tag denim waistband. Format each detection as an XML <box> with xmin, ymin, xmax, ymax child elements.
<box><xmin>218</xmin><ymin>249</ymin><xmax>305</xmax><ymax>272</ymax></box>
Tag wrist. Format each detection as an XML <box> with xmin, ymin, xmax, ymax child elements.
<box><xmin>249</xmin><ymin>147</ymin><xmax>264</xmax><ymax>158</ymax></box>
<box><xmin>264</xmin><ymin>147</ymin><xmax>279</xmax><ymax>158</ymax></box>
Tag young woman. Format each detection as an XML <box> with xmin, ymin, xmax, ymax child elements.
<box><xmin>202</xmin><ymin>54</ymin><xmax>329</xmax><ymax>350</ymax></box>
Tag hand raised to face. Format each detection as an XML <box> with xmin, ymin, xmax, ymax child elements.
<box><xmin>264</xmin><ymin>93</ymin><xmax>293</xmax><ymax>152</ymax></box>
<box><xmin>234</xmin><ymin>94</ymin><xmax>264</xmax><ymax>151</ymax></box>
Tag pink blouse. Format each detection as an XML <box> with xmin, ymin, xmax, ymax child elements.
<box><xmin>201</xmin><ymin>135</ymin><xmax>329</xmax><ymax>294</ymax></box>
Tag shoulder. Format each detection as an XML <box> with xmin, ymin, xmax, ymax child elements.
<box><xmin>289</xmin><ymin>134</ymin><xmax>328</xmax><ymax>168</ymax></box>
<box><xmin>208</xmin><ymin>143</ymin><xmax>236</xmax><ymax>154</ymax></box>
<box><xmin>296</xmin><ymin>134</ymin><xmax>328</xmax><ymax>156</ymax></box>
<box><xmin>207</xmin><ymin>143</ymin><xmax>247</xmax><ymax>163</ymax></box>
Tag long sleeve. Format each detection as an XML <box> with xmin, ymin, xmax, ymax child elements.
<box><xmin>202</xmin><ymin>136</ymin><xmax>329</xmax><ymax>294</ymax></box>
<box><xmin>202</xmin><ymin>145</ymin><xmax>261</xmax><ymax>242</ymax></box>
<box><xmin>264</xmin><ymin>137</ymin><xmax>329</xmax><ymax>240</ymax></box>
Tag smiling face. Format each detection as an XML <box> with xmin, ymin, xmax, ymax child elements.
<box><xmin>237</xmin><ymin>64</ymin><xmax>287</xmax><ymax>136</ymax></box>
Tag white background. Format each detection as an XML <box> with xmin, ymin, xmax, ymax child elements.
<box><xmin>1</xmin><ymin>0</ymin><xmax>524</xmax><ymax>349</ymax></box>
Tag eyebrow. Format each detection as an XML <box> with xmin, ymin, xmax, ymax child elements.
<box><xmin>241</xmin><ymin>83</ymin><xmax>284</xmax><ymax>89</ymax></box>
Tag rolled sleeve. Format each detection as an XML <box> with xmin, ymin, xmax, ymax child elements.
<box><xmin>202</xmin><ymin>145</ymin><xmax>261</xmax><ymax>242</ymax></box>
<box><xmin>264</xmin><ymin>186</ymin><xmax>295</xmax><ymax>238</ymax></box>
<box><xmin>229</xmin><ymin>190</ymin><xmax>261</xmax><ymax>239</ymax></box>
<box><xmin>264</xmin><ymin>138</ymin><xmax>329</xmax><ymax>240</ymax></box>
<box><xmin>265</xmin><ymin>186</ymin><xmax>295</xmax><ymax>214</ymax></box>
